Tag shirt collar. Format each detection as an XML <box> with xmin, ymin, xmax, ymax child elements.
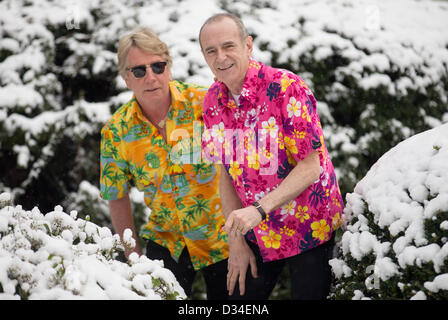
<box><xmin>218</xmin><ymin>59</ymin><xmax>263</xmax><ymax>109</ymax></box>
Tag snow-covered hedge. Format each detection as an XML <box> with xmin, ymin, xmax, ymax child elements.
<box><xmin>1</xmin><ymin>0</ymin><xmax>447</xmax><ymax>213</ymax></box>
<box><xmin>1</xmin><ymin>0</ymin><xmax>448</xmax><ymax>299</ymax></box>
<box><xmin>0</xmin><ymin>193</ymin><xmax>185</xmax><ymax>300</ymax></box>
<box><xmin>329</xmin><ymin>123</ymin><xmax>448</xmax><ymax>300</ymax></box>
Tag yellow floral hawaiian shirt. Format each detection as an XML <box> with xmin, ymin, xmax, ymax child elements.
<box><xmin>100</xmin><ymin>80</ymin><xmax>228</xmax><ymax>270</ymax></box>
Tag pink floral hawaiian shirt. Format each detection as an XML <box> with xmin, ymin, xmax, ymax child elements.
<box><xmin>202</xmin><ymin>60</ymin><xmax>344</xmax><ymax>262</ymax></box>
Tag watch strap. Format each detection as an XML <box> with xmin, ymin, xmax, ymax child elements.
<box><xmin>252</xmin><ymin>201</ymin><xmax>267</xmax><ymax>221</ymax></box>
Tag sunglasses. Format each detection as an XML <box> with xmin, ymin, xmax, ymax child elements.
<box><xmin>127</xmin><ymin>61</ymin><xmax>168</xmax><ymax>78</ymax></box>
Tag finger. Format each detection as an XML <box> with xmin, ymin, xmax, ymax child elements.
<box><xmin>238</xmin><ymin>268</ymin><xmax>247</xmax><ymax>296</ymax></box>
<box><xmin>249</xmin><ymin>254</ymin><xmax>258</xmax><ymax>279</ymax></box>
<box><xmin>224</xmin><ymin>214</ymin><xmax>235</xmax><ymax>234</ymax></box>
<box><xmin>226</xmin><ymin>266</ymin><xmax>235</xmax><ymax>288</ymax></box>
<box><xmin>240</xmin><ymin>224</ymin><xmax>249</xmax><ymax>235</ymax></box>
<box><xmin>227</xmin><ymin>271</ymin><xmax>238</xmax><ymax>296</ymax></box>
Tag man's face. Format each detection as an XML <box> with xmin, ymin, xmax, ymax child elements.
<box><xmin>200</xmin><ymin>17</ymin><xmax>253</xmax><ymax>94</ymax></box>
<box><xmin>124</xmin><ymin>46</ymin><xmax>171</xmax><ymax>106</ymax></box>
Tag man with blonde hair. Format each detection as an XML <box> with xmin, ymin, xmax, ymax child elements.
<box><xmin>100</xmin><ymin>27</ymin><xmax>229</xmax><ymax>299</ymax></box>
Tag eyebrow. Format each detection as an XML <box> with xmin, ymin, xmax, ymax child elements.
<box><xmin>204</xmin><ymin>40</ymin><xmax>237</xmax><ymax>52</ymax></box>
<box><xmin>222</xmin><ymin>41</ymin><xmax>236</xmax><ymax>47</ymax></box>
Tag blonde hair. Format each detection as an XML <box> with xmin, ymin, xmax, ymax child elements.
<box><xmin>117</xmin><ymin>27</ymin><xmax>172</xmax><ymax>78</ymax></box>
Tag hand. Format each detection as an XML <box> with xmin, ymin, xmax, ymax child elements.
<box><xmin>224</xmin><ymin>206</ymin><xmax>262</xmax><ymax>236</ymax></box>
<box><xmin>226</xmin><ymin>235</ymin><xmax>258</xmax><ymax>296</ymax></box>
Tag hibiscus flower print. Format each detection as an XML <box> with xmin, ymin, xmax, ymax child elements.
<box><xmin>295</xmin><ymin>205</ymin><xmax>310</xmax><ymax>223</ymax></box>
<box><xmin>211</xmin><ymin>122</ymin><xmax>225</xmax><ymax>143</ymax></box>
<box><xmin>246</xmin><ymin>150</ymin><xmax>260</xmax><ymax>170</ymax></box>
<box><xmin>245</xmin><ymin>108</ymin><xmax>259</xmax><ymax>129</ymax></box>
<box><xmin>302</xmin><ymin>104</ymin><xmax>311</xmax><ymax>123</ymax></box>
<box><xmin>204</xmin><ymin>141</ymin><xmax>221</xmax><ymax>162</ymax></box>
<box><xmin>261</xmin><ymin>230</ymin><xmax>282</xmax><ymax>249</ymax></box>
<box><xmin>281</xmin><ymin>76</ymin><xmax>296</xmax><ymax>93</ymax></box>
<box><xmin>277</xmin><ymin>131</ymin><xmax>285</xmax><ymax>150</ymax></box>
<box><xmin>311</xmin><ymin>219</ymin><xmax>330</xmax><ymax>241</ymax></box>
<box><xmin>292</xmin><ymin>129</ymin><xmax>306</xmax><ymax>140</ymax></box>
<box><xmin>202</xmin><ymin>126</ymin><xmax>212</xmax><ymax>142</ymax></box>
<box><xmin>287</xmin><ymin>96</ymin><xmax>301</xmax><ymax>118</ymax></box>
<box><xmin>283</xmin><ymin>136</ymin><xmax>298</xmax><ymax>154</ymax></box>
<box><xmin>280</xmin><ymin>200</ymin><xmax>296</xmax><ymax>221</ymax></box>
<box><xmin>228</xmin><ymin>160</ymin><xmax>242</xmax><ymax>184</ymax></box>
<box><xmin>210</xmin><ymin>105</ymin><xmax>219</xmax><ymax>117</ymax></box>
<box><xmin>280</xmin><ymin>226</ymin><xmax>295</xmax><ymax>237</ymax></box>
<box><xmin>261</xmin><ymin>116</ymin><xmax>279</xmax><ymax>139</ymax></box>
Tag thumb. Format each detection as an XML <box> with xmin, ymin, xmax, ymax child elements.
<box><xmin>224</xmin><ymin>214</ymin><xmax>234</xmax><ymax>233</ymax></box>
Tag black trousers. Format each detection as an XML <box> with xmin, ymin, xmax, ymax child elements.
<box><xmin>146</xmin><ymin>232</ymin><xmax>335</xmax><ymax>300</ymax></box>
<box><xmin>145</xmin><ymin>240</ymin><xmax>229</xmax><ymax>300</ymax></box>
<box><xmin>229</xmin><ymin>232</ymin><xmax>336</xmax><ymax>300</ymax></box>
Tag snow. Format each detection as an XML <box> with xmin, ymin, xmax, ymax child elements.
<box><xmin>1</xmin><ymin>0</ymin><xmax>448</xmax><ymax>300</ymax></box>
<box><xmin>331</xmin><ymin>123</ymin><xmax>448</xmax><ymax>299</ymax></box>
<box><xmin>0</xmin><ymin>203</ymin><xmax>185</xmax><ymax>300</ymax></box>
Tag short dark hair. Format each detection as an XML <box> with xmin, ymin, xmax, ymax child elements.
<box><xmin>199</xmin><ymin>13</ymin><xmax>249</xmax><ymax>49</ymax></box>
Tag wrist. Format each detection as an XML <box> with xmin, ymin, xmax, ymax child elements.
<box><xmin>228</xmin><ymin>232</ymin><xmax>245</xmax><ymax>246</ymax></box>
<box><xmin>252</xmin><ymin>201</ymin><xmax>267</xmax><ymax>221</ymax></box>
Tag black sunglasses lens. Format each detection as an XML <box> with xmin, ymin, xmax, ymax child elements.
<box><xmin>150</xmin><ymin>62</ymin><xmax>166</xmax><ymax>74</ymax></box>
<box><xmin>130</xmin><ymin>62</ymin><xmax>166</xmax><ymax>78</ymax></box>
<box><xmin>131</xmin><ymin>66</ymin><xmax>146</xmax><ymax>78</ymax></box>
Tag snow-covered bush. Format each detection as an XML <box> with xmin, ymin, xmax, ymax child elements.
<box><xmin>329</xmin><ymin>124</ymin><xmax>448</xmax><ymax>300</ymax></box>
<box><xmin>0</xmin><ymin>193</ymin><xmax>185</xmax><ymax>300</ymax></box>
<box><xmin>1</xmin><ymin>0</ymin><xmax>448</xmax><ymax>300</ymax></box>
<box><xmin>2</xmin><ymin>0</ymin><xmax>448</xmax><ymax>213</ymax></box>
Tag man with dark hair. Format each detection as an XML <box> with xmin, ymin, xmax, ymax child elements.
<box><xmin>200</xmin><ymin>14</ymin><xmax>344</xmax><ymax>299</ymax></box>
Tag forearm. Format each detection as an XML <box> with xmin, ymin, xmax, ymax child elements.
<box><xmin>219</xmin><ymin>165</ymin><xmax>246</xmax><ymax>244</ymax></box>
<box><xmin>109</xmin><ymin>194</ymin><xmax>141</xmax><ymax>256</ymax></box>
<box><xmin>258</xmin><ymin>150</ymin><xmax>320</xmax><ymax>214</ymax></box>
<box><xmin>219</xmin><ymin>164</ymin><xmax>243</xmax><ymax>219</ymax></box>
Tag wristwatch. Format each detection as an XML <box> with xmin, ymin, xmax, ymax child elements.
<box><xmin>252</xmin><ymin>201</ymin><xmax>267</xmax><ymax>221</ymax></box>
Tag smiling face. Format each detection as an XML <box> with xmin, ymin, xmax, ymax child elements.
<box><xmin>123</xmin><ymin>46</ymin><xmax>171</xmax><ymax>108</ymax></box>
<box><xmin>200</xmin><ymin>17</ymin><xmax>253</xmax><ymax>95</ymax></box>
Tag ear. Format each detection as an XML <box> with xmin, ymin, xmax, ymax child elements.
<box><xmin>123</xmin><ymin>75</ymin><xmax>131</xmax><ymax>89</ymax></box>
<box><xmin>245</xmin><ymin>36</ymin><xmax>254</xmax><ymax>57</ymax></box>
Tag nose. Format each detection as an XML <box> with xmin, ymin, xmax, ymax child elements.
<box><xmin>143</xmin><ymin>66</ymin><xmax>158</xmax><ymax>82</ymax></box>
<box><xmin>216</xmin><ymin>49</ymin><xmax>227</xmax><ymax>63</ymax></box>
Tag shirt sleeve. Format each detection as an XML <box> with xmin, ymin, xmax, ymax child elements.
<box><xmin>99</xmin><ymin>123</ymin><xmax>131</xmax><ymax>200</ymax></box>
<box><xmin>280</xmin><ymin>78</ymin><xmax>323</xmax><ymax>164</ymax></box>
